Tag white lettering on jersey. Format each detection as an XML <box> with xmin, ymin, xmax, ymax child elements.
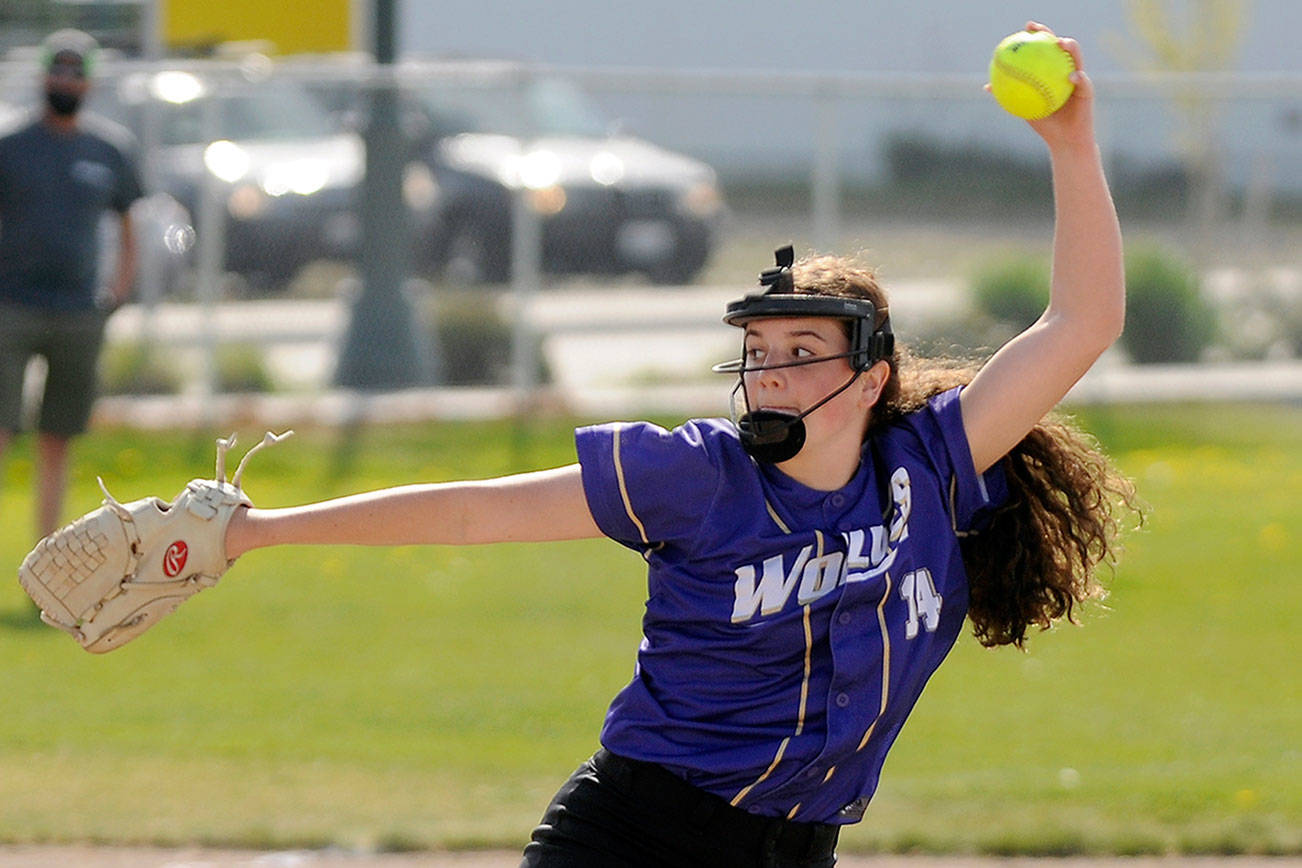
<box><xmin>887</xmin><ymin>467</ymin><xmax>911</xmax><ymax>543</ymax></box>
<box><xmin>900</xmin><ymin>568</ymin><xmax>943</xmax><ymax>638</ymax></box>
<box><xmin>731</xmin><ymin>468</ymin><xmax>914</xmax><ymax>623</ymax></box>
<box><xmin>731</xmin><ymin>545</ymin><xmax>813</xmax><ymax>622</ymax></box>
<box><xmin>797</xmin><ymin>551</ymin><xmax>845</xmax><ymax>605</ymax></box>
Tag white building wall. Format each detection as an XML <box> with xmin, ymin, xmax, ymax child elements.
<box><xmin>398</xmin><ymin>1</ymin><xmax>1302</xmax><ymax>191</ymax></box>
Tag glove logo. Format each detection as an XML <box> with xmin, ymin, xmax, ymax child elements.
<box><xmin>163</xmin><ymin>540</ymin><xmax>189</xmax><ymax>577</ymax></box>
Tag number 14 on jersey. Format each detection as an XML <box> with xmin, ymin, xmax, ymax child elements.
<box><xmin>900</xmin><ymin>568</ymin><xmax>943</xmax><ymax>639</ymax></box>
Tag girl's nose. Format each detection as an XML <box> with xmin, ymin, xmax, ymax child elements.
<box><xmin>750</xmin><ymin>363</ymin><xmax>785</xmax><ymax>392</ymax></box>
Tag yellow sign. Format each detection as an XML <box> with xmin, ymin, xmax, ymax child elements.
<box><xmin>163</xmin><ymin>0</ymin><xmax>354</xmax><ymax>55</ymax></box>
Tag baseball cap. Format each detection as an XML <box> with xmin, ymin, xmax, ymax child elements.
<box><xmin>41</xmin><ymin>29</ymin><xmax>99</xmax><ymax>77</ymax></box>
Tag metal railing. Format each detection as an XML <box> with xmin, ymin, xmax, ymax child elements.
<box><xmin>0</xmin><ymin>56</ymin><xmax>1298</xmax><ymax>412</ymax></box>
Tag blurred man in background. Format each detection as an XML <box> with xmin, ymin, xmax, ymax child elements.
<box><xmin>0</xmin><ymin>28</ymin><xmax>143</xmax><ymax>548</ymax></box>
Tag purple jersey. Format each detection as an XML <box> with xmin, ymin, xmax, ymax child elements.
<box><xmin>574</xmin><ymin>386</ymin><xmax>1006</xmax><ymax>824</ymax></box>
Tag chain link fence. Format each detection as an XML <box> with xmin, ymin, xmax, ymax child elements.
<box><xmin>0</xmin><ymin>54</ymin><xmax>1299</xmax><ymax>412</ymax></box>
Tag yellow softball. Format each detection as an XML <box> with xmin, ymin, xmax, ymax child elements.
<box><xmin>988</xmin><ymin>30</ymin><xmax>1076</xmax><ymax>120</ymax></box>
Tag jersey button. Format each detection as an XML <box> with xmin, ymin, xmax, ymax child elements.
<box><xmin>837</xmin><ymin>612</ymin><xmax>853</xmax><ymax>626</ymax></box>
<box><xmin>829</xmin><ymin>494</ymin><xmax>845</xmax><ymax>508</ymax></box>
<box><xmin>835</xmin><ymin>692</ymin><xmax>850</xmax><ymax>708</ymax></box>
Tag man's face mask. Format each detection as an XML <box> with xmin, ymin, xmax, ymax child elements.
<box><xmin>44</xmin><ymin>54</ymin><xmax>88</xmax><ymax>117</ymax></box>
<box><xmin>45</xmin><ymin>89</ymin><xmax>82</xmax><ymax>116</ymax></box>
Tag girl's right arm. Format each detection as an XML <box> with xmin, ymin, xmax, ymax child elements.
<box><xmin>224</xmin><ymin>464</ymin><xmax>602</xmax><ymax>558</ymax></box>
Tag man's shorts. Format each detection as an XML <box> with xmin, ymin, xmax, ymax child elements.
<box><xmin>0</xmin><ymin>302</ymin><xmax>108</xmax><ymax>437</ymax></box>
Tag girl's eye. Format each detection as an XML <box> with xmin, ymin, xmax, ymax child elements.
<box><xmin>794</xmin><ymin>346</ymin><xmax>814</xmax><ymax>358</ymax></box>
<box><xmin>746</xmin><ymin>347</ymin><xmax>765</xmax><ymax>361</ymax></box>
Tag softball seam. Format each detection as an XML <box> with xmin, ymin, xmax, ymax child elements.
<box><xmin>992</xmin><ymin>55</ymin><xmax>1060</xmax><ymax>119</ymax></box>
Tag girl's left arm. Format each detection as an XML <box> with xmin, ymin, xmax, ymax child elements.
<box><xmin>960</xmin><ymin>23</ymin><xmax>1125</xmax><ymax>474</ymax></box>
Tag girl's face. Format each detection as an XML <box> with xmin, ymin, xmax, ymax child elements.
<box><xmin>741</xmin><ymin>316</ymin><xmax>875</xmax><ymax>453</ymax></box>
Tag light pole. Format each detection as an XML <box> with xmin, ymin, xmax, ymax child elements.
<box><xmin>335</xmin><ymin>0</ymin><xmax>429</xmax><ymax>389</ymax></box>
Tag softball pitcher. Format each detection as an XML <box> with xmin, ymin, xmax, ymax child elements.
<box><xmin>21</xmin><ymin>23</ymin><xmax>1137</xmax><ymax>868</ymax></box>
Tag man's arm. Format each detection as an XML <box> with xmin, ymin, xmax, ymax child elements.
<box><xmin>106</xmin><ymin>209</ymin><xmax>137</xmax><ymax>306</ymax></box>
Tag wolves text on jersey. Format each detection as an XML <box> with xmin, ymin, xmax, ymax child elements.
<box><xmin>731</xmin><ymin>467</ymin><xmax>913</xmax><ymax>623</ymax></box>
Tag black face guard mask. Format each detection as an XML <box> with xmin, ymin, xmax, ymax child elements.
<box><xmin>721</xmin><ymin>351</ymin><xmax>867</xmax><ymax>464</ymax></box>
<box><xmin>714</xmin><ymin>245</ymin><xmax>894</xmax><ymax>464</ymax></box>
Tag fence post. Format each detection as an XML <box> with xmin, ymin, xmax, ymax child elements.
<box><xmin>812</xmin><ymin>83</ymin><xmax>840</xmax><ymax>254</ymax></box>
<box><xmin>194</xmin><ymin>86</ymin><xmax>226</xmax><ymax>425</ymax></box>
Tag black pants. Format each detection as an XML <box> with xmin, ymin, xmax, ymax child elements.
<box><xmin>521</xmin><ymin>750</ymin><xmax>839</xmax><ymax>868</ymax></box>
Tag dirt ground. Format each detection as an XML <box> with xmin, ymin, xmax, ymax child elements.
<box><xmin>0</xmin><ymin>848</ymin><xmax>1299</xmax><ymax>868</ymax></box>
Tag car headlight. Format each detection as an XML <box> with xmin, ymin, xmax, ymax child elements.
<box><xmin>515</xmin><ymin>149</ymin><xmax>562</xmax><ymax>190</ymax></box>
<box><xmin>227</xmin><ymin>182</ymin><xmax>268</xmax><ymax>220</ymax></box>
<box><xmin>261</xmin><ymin>161</ymin><xmax>329</xmax><ymax>197</ymax></box>
<box><xmin>403</xmin><ymin>162</ymin><xmax>439</xmax><ymax>212</ymax></box>
<box><xmin>203</xmin><ymin>140</ymin><xmax>250</xmax><ymax>184</ymax></box>
<box><xmin>678</xmin><ymin>180</ymin><xmax>723</xmax><ymax>219</ymax></box>
<box><xmin>526</xmin><ymin>184</ymin><xmax>567</xmax><ymax>216</ymax></box>
<box><xmin>589</xmin><ymin>152</ymin><xmax>625</xmax><ymax>186</ymax></box>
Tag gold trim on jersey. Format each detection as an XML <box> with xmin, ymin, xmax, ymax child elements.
<box><xmin>731</xmin><ymin>527</ymin><xmax>817</xmax><ymax>809</ymax></box>
<box><xmin>796</xmin><ymin>605</ymin><xmax>812</xmax><ymax>736</ymax></box>
<box><xmin>731</xmin><ymin>737</ymin><xmax>791</xmax><ymax>807</ymax></box>
<box><xmin>764</xmin><ymin>497</ymin><xmax>792</xmax><ymax>534</ymax></box>
<box><xmin>856</xmin><ymin>571</ymin><xmax>893</xmax><ymax>751</ymax></box>
<box><xmin>611</xmin><ymin>425</ymin><xmax>651</xmax><ymax>545</ymax></box>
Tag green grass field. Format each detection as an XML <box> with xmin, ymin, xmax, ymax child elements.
<box><xmin>0</xmin><ymin>403</ymin><xmax>1298</xmax><ymax>856</ymax></box>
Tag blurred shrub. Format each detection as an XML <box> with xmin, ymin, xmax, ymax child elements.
<box><xmin>1122</xmin><ymin>247</ymin><xmax>1217</xmax><ymax>364</ymax></box>
<box><xmin>883</xmin><ymin>133</ymin><xmax>1053</xmax><ymax>209</ymax></box>
<box><xmin>100</xmin><ymin>341</ymin><xmax>183</xmax><ymax>395</ymax></box>
<box><xmin>1278</xmin><ymin>292</ymin><xmax>1302</xmax><ymax>357</ymax></box>
<box><xmin>100</xmin><ymin>341</ymin><xmax>275</xmax><ymax>394</ymax></box>
<box><xmin>971</xmin><ymin>257</ymin><xmax>1051</xmax><ymax>332</ymax></box>
<box><xmin>216</xmin><ymin>342</ymin><xmax>275</xmax><ymax>393</ymax></box>
<box><xmin>1216</xmin><ymin>285</ymin><xmax>1302</xmax><ymax>361</ymax></box>
<box><xmin>905</xmin><ymin>313</ymin><xmax>997</xmax><ymax>364</ymax></box>
<box><xmin>424</xmin><ymin>290</ymin><xmax>548</xmax><ymax>386</ymax></box>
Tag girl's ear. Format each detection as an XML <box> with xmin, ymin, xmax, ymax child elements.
<box><xmin>858</xmin><ymin>360</ymin><xmax>891</xmax><ymax>408</ymax></box>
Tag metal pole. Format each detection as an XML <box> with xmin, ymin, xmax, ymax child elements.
<box><xmin>134</xmin><ymin>4</ymin><xmax>164</xmax><ymax>360</ymax></box>
<box><xmin>508</xmin><ymin>69</ymin><xmax>544</xmax><ymax>401</ymax></box>
<box><xmin>141</xmin><ymin>0</ymin><xmax>162</xmax><ymax>59</ymax></box>
<box><xmin>195</xmin><ymin>86</ymin><xmax>225</xmax><ymax>426</ymax></box>
<box><xmin>811</xmin><ymin>85</ymin><xmax>840</xmax><ymax>254</ymax></box>
<box><xmin>335</xmin><ymin>0</ymin><xmax>428</xmax><ymax>389</ymax></box>
<box><xmin>509</xmin><ymin>188</ymin><xmax>542</xmax><ymax>395</ymax></box>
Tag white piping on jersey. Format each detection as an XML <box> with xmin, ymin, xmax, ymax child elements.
<box><xmin>611</xmin><ymin>425</ymin><xmax>651</xmax><ymax>546</ymax></box>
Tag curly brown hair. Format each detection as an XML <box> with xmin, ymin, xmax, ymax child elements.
<box><xmin>789</xmin><ymin>254</ymin><xmax>1141</xmax><ymax>648</ymax></box>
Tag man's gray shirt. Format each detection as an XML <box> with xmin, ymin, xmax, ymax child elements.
<box><xmin>0</xmin><ymin>113</ymin><xmax>144</xmax><ymax>310</ymax></box>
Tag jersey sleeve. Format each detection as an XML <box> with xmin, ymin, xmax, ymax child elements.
<box><xmin>909</xmin><ymin>387</ymin><xmax>1008</xmax><ymax>534</ymax></box>
<box><xmin>575</xmin><ymin>420</ymin><xmax>724</xmax><ymax>551</ymax></box>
